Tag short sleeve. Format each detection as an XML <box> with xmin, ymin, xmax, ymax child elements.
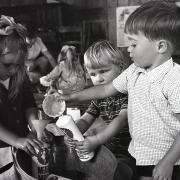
<box><xmin>37</xmin><ymin>37</ymin><xmax>47</xmax><ymax>53</ymax></box>
<box><xmin>113</xmin><ymin>68</ymin><xmax>128</xmax><ymax>94</ymax></box>
<box><xmin>86</xmin><ymin>100</ymin><xmax>100</xmax><ymax>118</ymax></box>
<box><xmin>168</xmin><ymin>81</ymin><xmax>180</xmax><ymax>113</ymax></box>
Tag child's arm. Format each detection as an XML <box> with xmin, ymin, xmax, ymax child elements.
<box><xmin>44</xmin><ymin>65</ymin><xmax>62</xmax><ymax>81</ymax></box>
<box><xmin>0</xmin><ymin>123</ymin><xmax>42</xmax><ymax>155</ymax></box>
<box><xmin>42</xmin><ymin>50</ymin><xmax>57</xmax><ymax>68</ymax></box>
<box><xmin>76</xmin><ymin>109</ymin><xmax>127</xmax><ymax>152</ymax></box>
<box><xmin>58</xmin><ymin>65</ymin><xmax>130</xmax><ymax>102</ymax></box>
<box><xmin>76</xmin><ymin>112</ymin><xmax>96</xmax><ymax>134</ymax></box>
<box><xmin>59</xmin><ymin>81</ymin><xmax>119</xmax><ymax>102</ymax></box>
<box><xmin>40</xmin><ymin>65</ymin><xmax>62</xmax><ymax>87</ymax></box>
<box><xmin>38</xmin><ymin>37</ymin><xmax>57</xmax><ymax>68</ymax></box>
<box><xmin>153</xmin><ymin>113</ymin><xmax>180</xmax><ymax>180</ymax></box>
<box><xmin>94</xmin><ymin>108</ymin><xmax>127</xmax><ymax>144</ymax></box>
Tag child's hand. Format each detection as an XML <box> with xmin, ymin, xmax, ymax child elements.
<box><xmin>46</xmin><ymin>87</ymin><xmax>58</xmax><ymax>96</ymax></box>
<box><xmin>15</xmin><ymin>136</ymin><xmax>43</xmax><ymax>156</ymax></box>
<box><xmin>64</xmin><ymin>135</ymin><xmax>76</xmax><ymax>149</ymax></box>
<box><xmin>40</xmin><ymin>76</ymin><xmax>51</xmax><ymax>87</ymax></box>
<box><xmin>56</xmin><ymin>93</ymin><xmax>70</xmax><ymax>102</ymax></box>
<box><xmin>41</xmin><ymin>129</ymin><xmax>54</xmax><ymax>144</ymax></box>
<box><xmin>152</xmin><ymin>158</ymin><xmax>173</xmax><ymax>180</ymax></box>
<box><xmin>75</xmin><ymin>135</ymin><xmax>99</xmax><ymax>153</ymax></box>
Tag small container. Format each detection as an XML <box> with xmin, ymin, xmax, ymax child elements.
<box><xmin>66</xmin><ymin>107</ymin><xmax>81</xmax><ymax>121</ymax></box>
<box><xmin>32</xmin><ymin>145</ymin><xmax>50</xmax><ymax>180</ymax></box>
<box><xmin>56</xmin><ymin>115</ymin><xmax>94</xmax><ymax>162</ymax></box>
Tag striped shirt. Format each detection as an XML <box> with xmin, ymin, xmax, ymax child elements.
<box><xmin>113</xmin><ymin>58</ymin><xmax>180</xmax><ymax>165</ymax></box>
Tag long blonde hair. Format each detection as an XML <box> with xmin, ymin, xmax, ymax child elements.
<box><xmin>0</xmin><ymin>15</ymin><xmax>28</xmax><ymax>100</ymax></box>
<box><xmin>59</xmin><ymin>45</ymin><xmax>85</xmax><ymax>77</ymax></box>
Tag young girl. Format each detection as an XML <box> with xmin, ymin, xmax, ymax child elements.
<box><xmin>40</xmin><ymin>45</ymin><xmax>86</xmax><ymax>94</ymax></box>
<box><xmin>0</xmin><ymin>15</ymin><xmax>42</xmax><ymax>179</ymax></box>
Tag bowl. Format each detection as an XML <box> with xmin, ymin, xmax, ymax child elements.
<box><xmin>42</xmin><ymin>93</ymin><xmax>66</xmax><ymax>118</ymax></box>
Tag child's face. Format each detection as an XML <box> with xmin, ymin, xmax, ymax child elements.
<box><xmin>0</xmin><ymin>51</ymin><xmax>21</xmax><ymax>80</ymax></box>
<box><xmin>127</xmin><ymin>32</ymin><xmax>158</xmax><ymax>69</ymax></box>
<box><xmin>87</xmin><ymin>64</ymin><xmax>120</xmax><ymax>86</ymax></box>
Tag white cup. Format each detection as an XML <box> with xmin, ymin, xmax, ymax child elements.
<box><xmin>66</xmin><ymin>107</ymin><xmax>81</xmax><ymax>121</ymax></box>
<box><xmin>56</xmin><ymin>115</ymin><xmax>94</xmax><ymax>161</ymax></box>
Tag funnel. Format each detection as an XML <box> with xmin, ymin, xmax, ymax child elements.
<box><xmin>31</xmin><ymin>119</ymin><xmax>50</xmax><ymax>140</ymax></box>
<box><xmin>31</xmin><ymin>110</ymin><xmax>51</xmax><ymax>140</ymax></box>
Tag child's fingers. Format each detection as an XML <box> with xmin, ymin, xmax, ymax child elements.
<box><xmin>33</xmin><ymin>139</ymin><xmax>44</xmax><ymax>147</ymax></box>
<box><xmin>40</xmin><ymin>76</ymin><xmax>51</xmax><ymax>87</ymax></box>
<box><xmin>75</xmin><ymin>149</ymin><xmax>89</xmax><ymax>159</ymax></box>
<box><xmin>64</xmin><ymin>135</ymin><xmax>76</xmax><ymax>149</ymax></box>
<box><xmin>23</xmin><ymin>146</ymin><xmax>32</xmax><ymax>156</ymax></box>
<box><xmin>64</xmin><ymin>135</ymin><xmax>73</xmax><ymax>143</ymax></box>
<box><xmin>47</xmin><ymin>88</ymin><xmax>57</xmax><ymax>95</ymax></box>
<box><xmin>26</xmin><ymin>143</ymin><xmax>37</xmax><ymax>155</ymax></box>
<box><xmin>22</xmin><ymin>138</ymin><xmax>42</xmax><ymax>155</ymax></box>
<box><xmin>75</xmin><ymin>141</ymin><xmax>83</xmax><ymax>146</ymax></box>
<box><xmin>76</xmin><ymin>149</ymin><xmax>89</xmax><ymax>155</ymax></box>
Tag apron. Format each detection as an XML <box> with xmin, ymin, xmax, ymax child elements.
<box><xmin>0</xmin><ymin>147</ymin><xmax>18</xmax><ymax>180</ymax></box>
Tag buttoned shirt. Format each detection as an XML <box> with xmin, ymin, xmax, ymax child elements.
<box><xmin>113</xmin><ymin>58</ymin><xmax>180</xmax><ymax>165</ymax></box>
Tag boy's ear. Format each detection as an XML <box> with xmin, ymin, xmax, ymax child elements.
<box><xmin>156</xmin><ymin>40</ymin><xmax>168</xmax><ymax>53</ymax></box>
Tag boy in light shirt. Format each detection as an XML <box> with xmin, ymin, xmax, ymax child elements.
<box><xmin>59</xmin><ymin>1</ymin><xmax>180</xmax><ymax>179</ymax></box>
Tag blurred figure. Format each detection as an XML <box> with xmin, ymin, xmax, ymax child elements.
<box><xmin>17</xmin><ymin>18</ymin><xmax>57</xmax><ymax>84</ymax></box>
<box><xmin>26</xmin><ymin>22</ymin><xmax>57</xmax><ymax>83</ymax></box>
<box><xmin>40</xmin><ymin>45</ymin><xmax>86</xmax><ymax>94</ymax></box>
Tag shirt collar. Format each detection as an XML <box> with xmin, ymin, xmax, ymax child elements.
<box><xmin>0</xmin><ymin>78</ymin><xmax>10</xmax><ymax>89</ymax></box>
<box><xmin>136</xmin><ymin>58</ymin><xmax>173</xmax><ymax>83</ymax></box>
<box><xmin>147</xmin><ymin>58</ymin><xmax>173</xmax><ymax>82</ymax></box>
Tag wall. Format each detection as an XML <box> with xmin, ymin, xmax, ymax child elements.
<box><xmin>0</xmin><ymin>2</ymin><xmax>68</xmax><ymax>58</ymax></box>
<box><xmin>108</xmin><ymin>0</ymin><xmax>180</xmax><ymax>45</ymax></box>
<box><xmin>63</xmin><ymin>0</ymin><xmax>180</xmax><ymax>46</ymax></box>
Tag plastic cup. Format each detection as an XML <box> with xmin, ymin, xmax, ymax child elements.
<box><xmin>56</xmin><ymin>115</ymin><xmax>94</xmax><ymax>161</ymax></box>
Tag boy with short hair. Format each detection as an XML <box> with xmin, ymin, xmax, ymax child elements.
<box><xmin>59</xmin><ymin>1</ymin><xmax>180</xmax><ymax>179</ymax></box>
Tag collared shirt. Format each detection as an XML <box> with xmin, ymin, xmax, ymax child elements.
<box><xmin>0</xmin><ymin>78</ymin><xmax>9</xmax><ymax>89</ymax></box>
<box><xmin>86</xmin><ymin>93</ymin><xmax>131</xmax><ymax>158</ymax></box>
<box><xmin>113</xmin><ymin>58</ymin><xmax>180</xmax><ymax>165</ymax></box>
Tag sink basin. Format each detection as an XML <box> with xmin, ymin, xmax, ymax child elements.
<box><xmin>13</xmin><ymin>137</ymin><xmax>117</xmax><ymax>180</ymax></box>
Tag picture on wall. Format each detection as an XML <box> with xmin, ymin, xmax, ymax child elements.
<box><xmin>116</xmin><ymin>6</ymin><xmax>139</xmax><ymax>47</ymax></box>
